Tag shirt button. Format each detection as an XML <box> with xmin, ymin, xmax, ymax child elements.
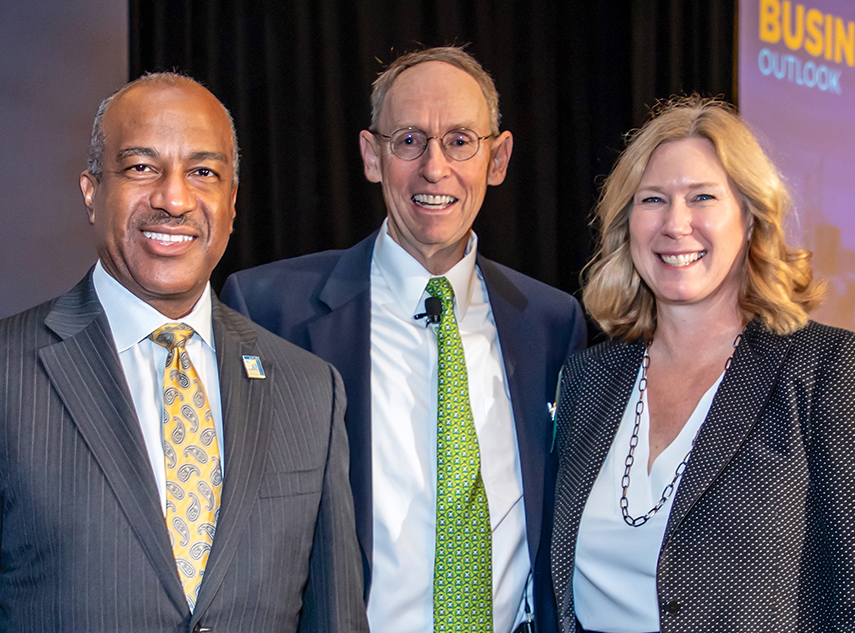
<box><xmin>661</xmin><ymin>599</ymin><xmax>682</xmax><ymax>615</ymax></box>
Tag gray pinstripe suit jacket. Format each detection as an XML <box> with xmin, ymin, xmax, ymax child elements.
<box><xmin>0</xmin><ymin>272</ymin><xmax>368</xmax><ymax>633</ymax></box>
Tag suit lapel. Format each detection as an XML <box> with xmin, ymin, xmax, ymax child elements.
<box><xmin>306</xmin><ymin>234</ymin><xmax>375</xmax><ymax>585</ymax></box>
<box><xmin>478</xmin><ymin>257</ymin><xmax>548</xmax><ymax>567</ymax></box>
<box><xmin>191</xmin><ymin>298</ymin><xmax>275</xmax><ymax>620</ymax></box>
<box><xmin>663</xmin><ymin>321</ymin><xmax>792</xmax><ymax>544</ymax></box>
<box><xmin>554</xmin><ymin>341</ymin><xmax>643</xmax><ymax>617</ymax></box>
<box><xmin>39</xmin><ymin>274</ymin><xmax>188</xmax><ymax>615</ymax></box>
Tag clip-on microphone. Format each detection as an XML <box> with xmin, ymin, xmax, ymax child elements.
<box><xmin>414</xmin><ymin>296</ymin><xmax>442</xmax><ymax>326</ymax></box>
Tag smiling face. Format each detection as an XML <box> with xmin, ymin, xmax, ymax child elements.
<box><xmin>80</xmin><ymin>81</ymin><xmax>237</xmax><ymax>318</ymax></box>
<box><xmin>629</xmin><ymin>137</ymin><xmax>749</xmax><ymax>315</ymax></box>
<box><xmin>359</xmin><ymin>61</ymin><xmax>513</xmax><ymax>274</ymax></box>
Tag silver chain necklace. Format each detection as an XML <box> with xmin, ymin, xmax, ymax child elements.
<box><xmin>620</xmin><ymin>332</ymin><xmax>743</xmax><ymax>527</ymax></box>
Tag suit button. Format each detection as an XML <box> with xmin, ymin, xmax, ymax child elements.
<box><xmin>661</xmin><ymin>599</ymin><xmax>682</xmax><ymax>615</ymax></box>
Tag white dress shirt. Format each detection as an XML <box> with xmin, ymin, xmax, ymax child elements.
<box><xmin>366</xmin><ymin>221</ymin><xmax>531</xmax><ymax>633</ymax></box>
<box><xmin>92</xmin><ymin>261</ymin><xmax>225</xmax><ymax>512</ymax></box>
<box><xmin>573</xmin><ymin>364</ymin><xmax>724</xmax><ymax>632</ymax></box>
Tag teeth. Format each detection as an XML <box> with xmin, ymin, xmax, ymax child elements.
<box><xmin>661</xmin><ymin>252</ymin><xmax>705</xmax><ymax>267</ymax></box>
<box><xmin>143</xmin><ymin>231</ymin><xmax>194</xmax><ymax>243</ymax></box>
<box><xmin>412</xmin><ymin>194</ymin><xmax>456</xmax><ymax>207</ymax></box>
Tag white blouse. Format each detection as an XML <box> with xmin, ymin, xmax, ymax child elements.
<box><xmin>573</xmin><ymin>364</ymin><xmax>725</xmax><ymax>633</ymax></box>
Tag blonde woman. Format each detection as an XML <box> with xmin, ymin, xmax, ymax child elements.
<box><xmin>551</xmin><ymin>96</ymin><xmax>855</xmax><ymax>633</ymax></box>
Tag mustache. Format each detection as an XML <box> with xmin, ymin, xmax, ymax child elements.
<box><xmin>133</xmin><ymin>212</ymin><xmax>203</xmax><ymax>232</ymax></box>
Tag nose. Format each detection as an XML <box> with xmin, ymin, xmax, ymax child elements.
<box><xmin>419</xmin><ymin>137</ymin><xmax>451</xmax><ymax>183</ymax></box>
<box><xmin>150</xmin><ymin>170</ymin><xmax>195</xmax><ymax>216</ymax></box>
<box><xmin>662</xmin><ymin>198</ymin><xmax>693</xmax><ymax>238</ymax></box>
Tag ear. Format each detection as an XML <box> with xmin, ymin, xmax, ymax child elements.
<box><xmin>359</xmin><ymin>130</ymin><xmax>383</xmax><ymax>183</ymax></box>
<box><xmin>229</xmin><ymin>185</ymin><xmax>238</xmax><ymax>233</ymax></box>
<box><xmin>487</xmin><ymin>131</ymin><xmax>513</xmax><ymax>186</ymax></box>
<box><xmin>79</xmin><ymin>171</ymin><xmax>98</xmax><ymax>224</ymax></box>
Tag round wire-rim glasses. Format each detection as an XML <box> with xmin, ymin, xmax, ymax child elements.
<box><xmin>373</xmin><ymin>127</ymin><xmax>492</xmax><ymax>161</ymax></box>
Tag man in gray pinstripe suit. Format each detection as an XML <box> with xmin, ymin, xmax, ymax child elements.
<box><xmin>0</xmin><ymin>73</ymin><xmax>367</xmax><ymax>632</ymax></box>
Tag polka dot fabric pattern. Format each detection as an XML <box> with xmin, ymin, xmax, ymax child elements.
<box><xmin>551</xmin><ymin>320</ymin><xmax>855</xmax><ymax>632</ymax></box>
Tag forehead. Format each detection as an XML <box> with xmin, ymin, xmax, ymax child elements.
<box><xmin>642</xmin><ymin>137</ymin><xmax>727</xmax><ymax>181</ymax></box>
<box><xmin>379</xmin><ymin>61</ymin><xmax>490</xmax><ymax>131</ymax></box>
<box><xmin>102</xmin><ymin>83</ymin><xmax>233</xmax><ymax>162</ymax></box>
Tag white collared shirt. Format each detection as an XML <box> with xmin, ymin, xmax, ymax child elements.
<box><xmin>366</xmin><ymin>220</ymin><xmax>531</xmax><ymax>633</ymax></box>
<box><xmin>573</xmin><ymin>363</ymin><xmax>724</xmax><ymax>632</ymax></box>
<box><xmin>92</xmin><ymin>261</ymin><xmax>225</xmax><ymax>512</ymax></box>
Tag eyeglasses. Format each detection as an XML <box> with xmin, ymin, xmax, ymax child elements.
<box><xmin>373</xmin><ymin>127</ymin><xmax>492</xmax><ymax>162</ymax></box>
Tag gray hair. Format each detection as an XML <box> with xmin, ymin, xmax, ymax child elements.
<box><xmin>86</xmin><ymin>72</ymin><xmax>240</xmax><ymax>186</ymax></box>
<box><xmin>369</xmin><ymin>46</ymin><xmax>502</xmax><ymax>136</ymax></box>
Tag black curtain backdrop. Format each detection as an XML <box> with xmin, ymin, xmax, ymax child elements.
<box><xmin>129</xmin><ymin>0</ymin><xmax>736</xmax><ymax>311</ymax></box>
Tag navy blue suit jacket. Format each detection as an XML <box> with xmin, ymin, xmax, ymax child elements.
<box><xmin>221</xmin><ymin>231</ymin><xmax>587</xmax><ymax>633</ymax></box>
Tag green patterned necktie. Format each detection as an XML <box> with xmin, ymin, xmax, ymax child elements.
<box><xmin>427</xmin><ymin>277</ymin><xmax>493</xmax><ymax>633</ymax></box>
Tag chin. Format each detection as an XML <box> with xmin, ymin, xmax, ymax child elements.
<box><xmin>138</xmin><ymin>276</ymin><xmax>205</xmax><ymax>299</ymax></box>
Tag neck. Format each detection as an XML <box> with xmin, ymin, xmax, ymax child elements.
<box><xmin>652</xmin><ymin>298</ymin><xmax>745</xmax><ymax>362</ymax></box>
<box><xmin>409</xmin><ymin>239</ymin><xmax>468</xmax><ymax>276</ymax></box>
<box><xmin>420</xmin><ymin>250</ymin><xmax>465</xmax><ymax>276</ymax></box>
<box><xmin>137</xmin><ymin>288</ymin><xmax>207</xmax><ymax>320</ymax></box>
<box><xmin>148</xmin><ymin>299</ymin><xmax>201</xmax><ymax>320</ymax></box>
<box><xmin>385</xmin><ymin>225</ymin><xmax>469</xmax><ymax>275</ymax></box>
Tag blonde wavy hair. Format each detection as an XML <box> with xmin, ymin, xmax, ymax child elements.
<box><xmin>583</xmin><ymin>95</ymin><xmax>823</xmax><ymax>340</ymax></box>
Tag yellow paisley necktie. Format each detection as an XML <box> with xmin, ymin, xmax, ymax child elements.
<box><xmin>150</xmin><ymin>323</ymin><xmax>222</xmax><ymax>611</ymax></box>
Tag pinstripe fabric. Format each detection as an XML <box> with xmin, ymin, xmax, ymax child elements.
<box><xmin>0</xmin><ymin>272</ymin><xmax>367</xmax><ymax>633</ymax></box>
<box><xmin>551</xmin><ymin>320</ymin><xmax>855</xmax><ymax>633</ymax></box>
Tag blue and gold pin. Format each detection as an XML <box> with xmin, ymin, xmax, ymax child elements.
<box><xmin>241</xmin><ymin>355</ymin><xmax>266</xmax><ymax>379</ymax></box>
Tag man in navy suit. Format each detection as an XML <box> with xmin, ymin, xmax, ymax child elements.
<box><xmin>222</xmin><ymin>46</ymin><xmax>586</xmax><ymax>633</ymax></box>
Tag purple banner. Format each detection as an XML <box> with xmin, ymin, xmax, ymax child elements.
<box><xmin>739</xmin><ymin>0</ymin><xmax>855</xmax><ymax>329</ymax></box>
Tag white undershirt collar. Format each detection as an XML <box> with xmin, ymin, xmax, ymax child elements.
<box><xmin>373</xmin><ymin>218</ymin><xmax>478</xmax><ymax>320</ymax></box>
<box><xmin>93</xmin><ymin>260</ymin><xmax>215</xmax><ymax>351</ymax></box>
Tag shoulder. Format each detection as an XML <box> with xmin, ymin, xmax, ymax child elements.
<box><xmin>220</xmin><ymin>235</ymin><xmax>376</xmax><ymax>322</ymax></box>
<box><xmin>0</xmin><ymin>277</ymin><xmax>96</xmax><ymax>352</ymax></box>
<box><xmin>741</xmin><ymin>320</ymin><xmax>855</xmax><ymax>420</ymax></box>
<box><xmin>0</xmin><ymin>299</ymin><xmax>57</xmax><ymax>354</ymax></box>
<box><xmin>751</xmin><ymin>319</ymin><xmax>855</xmax><ymax>370</ymax></box>
<box><xmin>478</xmin><ymin>256</ymin><xmax>580</xmax><ymax>314</ymax></box>
<box><xmin>225</xmin><ymin>231</ymin><xmax>376</xmax><ymax>293</ymax></box>
<box><xmin>780</xmin><ymin>320</ymin><xmax>855</xmax><ymax>381</ymax></box>
<box><xmin>561</xmin><ymin>337</ymin><xmax>640</xmax><ymax>382</ymax></box>
<box><xmin>478</xmin><ymin>255</ymin><xmax>579</xmax><ymax>308</ymax></box>
<box><xmin>478</xmin><ymin>256</ymin><xmax>588</xmax><ymax>357</ymax></box>
<box><xmin>225</xmin><ymin>248</ymin><xmax>352</xmax><ymax>296</ymax></box>
<box><xmin>554</xmin><ymin>337</ymin><xmax>642</xmax><ymax>451</ymax></box>
<box><xmin>790</xmin><ymin>319</ymin><xmax>855</xmax><ymax>348</ymax></box>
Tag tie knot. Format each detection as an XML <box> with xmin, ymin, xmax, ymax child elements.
<box><xmin>426</xmin><ymin>276</ymin><xmax>454</xmax><ymax>307</ymax></box>
<box><xmin>150</xmin><ymin>323</ymin><xmax>195</xmax><ymax>351</ymax></box>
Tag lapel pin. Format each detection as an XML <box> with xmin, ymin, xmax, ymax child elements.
<box><xmin>242</xmin><ymin>355</ymin><xmax>266</xmax><ymax>379</ymax></box>
<box><xmin>547</xmin><ymin>401</ymin><xmax>557</xmax><ymax>421</ymax></box>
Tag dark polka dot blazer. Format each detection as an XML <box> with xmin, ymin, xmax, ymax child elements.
<box><xmin>551</xmin><ymin>319</ymin><xmax>855</xmax><ymax>633</ymax></box>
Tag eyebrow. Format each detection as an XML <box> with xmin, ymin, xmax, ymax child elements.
<box><xmin>188</xmin><ymin>150</ymin><xmax>229</xmax><ymax>164</ymax></box>
<box><xmin>636</xmin><ymin>182</ymin><xmax>723</xmax><ymax>193</ymax></box>
<box><xmin>115</xmin><ymin>147</ymin><xmax>229</xmax><ymax>164</ymax></box>
<box><xmin>116</xmin><ymin>146</ymin><xmax>158</xmax><ymax>161</ymax></box>
<box><xmin>686</xmin><ymin>181</ymin><xmax>723</xmax><ymax>190</ymax></box>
